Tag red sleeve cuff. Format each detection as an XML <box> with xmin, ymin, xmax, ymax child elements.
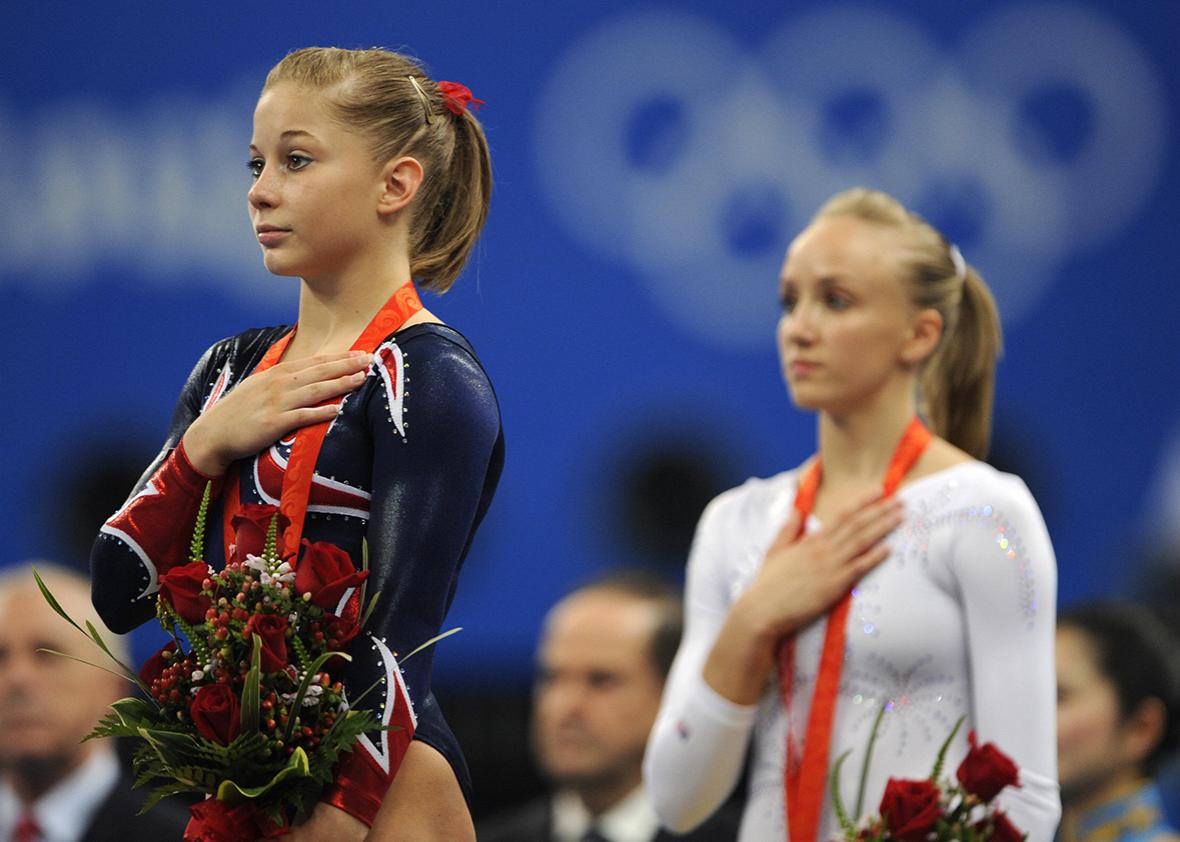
<box><xmin>174</xmin><ymin>438</ymin><xmax>225</xmax><ymax>498</ymax></box>
<box><xmin>320</xmin><ymin>747</ymin><xmax>392</xmax><ymax>827</ymax></box>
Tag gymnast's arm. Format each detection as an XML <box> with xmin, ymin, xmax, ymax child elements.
<box><xmin>322</xmin><ymin>331</ymin><xmax>502</xmax><ymax>825</ymax></box>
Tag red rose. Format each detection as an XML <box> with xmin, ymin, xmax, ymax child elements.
<box><xmin>139</xmin><ymin>641</ymin><xmax>178</xmax><ymax>687</ymax></box>
<box><xmin>956</xmin><ymin>730</ymin><xmax>1021</xmax><ymax>802</ymax></box>
<box><xmin>159</xmin><ymin>561</ymin><xmax>213</xmax><ymax>623</ymax></box>
<box><xmin>324</xmin><ymin>610</ymin><xmax>362</xmax><ymax>648</ymax></box>
<box><xmin>978</xmin><ymin>812</ymin><xmax>1024</xmax><ymax>842</ymax></box>
<box><xmin>296</xmin><ymin>540</ymin><xmax>368</xmax><ymax>610</ymax></box>
<box><xmin>184</xmin><ymin>799</ymin><xmax>288</xmax><ymax>842</ymax></box>
<box><xmin>190</xmin><ymin>683</ymin><xmax>241</xmax><ymax>745</ymax></box>
<box><xmin>230</xmin><ymin>504</ymin><xmax>289</xmax><ymax>563</ymax></box>
<box><xmin>878</xmin><ymin>778</ymin><xmax>942</xmax><ymax>842</ymax></box>
<box><xmin>243</xmin><ymin>614</ymin><xmax>289</xmax><ymax>673</ymax></box>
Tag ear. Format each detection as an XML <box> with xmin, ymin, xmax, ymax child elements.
<box><xmin>900</xmin><ymin>308</ymin><xmax>943</xmax><ymax>366</ymax></box>
<box><xmin>376</xmin><ymin>156</ymin><xmax>424</xmax><ymax>217</ymax></box>
<box><xmin>1120</xmin><ymin>696</ymin><xmax>1167</xmax><ymax>767</ymax></box>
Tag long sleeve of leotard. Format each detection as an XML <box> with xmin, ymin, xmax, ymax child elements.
<box><xmin>950</xmin><ymin>474</ymin><xmax>1060</xmax><ymax>838</ymax></box>
<box><xmin>321</xmin><ymin>330</ymin><xmax>502</xmax><ymax>823</ymax></box>
<box><xmin>91</xmin><ymin>337</ymin><xmax>247</xmax><ymax>631</ymax></box>
<box><xmin>643</xmin><ymin>488</ymin><xmax>759</xmax><ymax>833</ymax></box>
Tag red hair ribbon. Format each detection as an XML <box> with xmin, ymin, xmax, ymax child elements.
<box><xmin>437</xmin><ymin>81</ymin><xmax>485</xmax><ymax>116</ymax></box>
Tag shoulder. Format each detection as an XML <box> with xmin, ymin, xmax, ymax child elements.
<box><xmin>381</xmin><ymin>324</ymin><xmax>496</xmax><ymax>394</ymax></box>
<box><xmin>706</xmin><ymin>468</ymin><xmax>800</xmax><ymax>521</ymax></box>
<box><xmin>904</xmin><ymin>459</ymin><xmax>1041</xmax><ymax>518</ymax></box>
<box><xmin>696</xmin><ymin>468</ymin><xmax>800</xmax><ymax>543</ymax></box>
<box><xmin>367</xmin><ymin>324</ymin><xmax>501</xmax><ymax>441</ymax></box>
<box><xmin>193</xmin><ymin>326</ymin><xmax>291</xmax><ymax>379</ymax></box>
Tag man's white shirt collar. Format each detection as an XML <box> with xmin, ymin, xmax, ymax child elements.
<box><xmin>551</xmin><ymin>784</ymin><xmax>661</xmax><ymax>842</ymax></box>
<box><xmin>0</xmin><ymin>746</ymin><xmax>120</xmax><ymax>842</ymax></box>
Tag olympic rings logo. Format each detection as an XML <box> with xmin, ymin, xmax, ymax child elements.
<box><xmin>534</xmin><ymin>4</ymin><xmax>1169</xmax><ymax>347</ymax></box>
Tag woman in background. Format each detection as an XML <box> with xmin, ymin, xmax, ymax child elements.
<box><xmin>1057</xmin><ymin>603</ymin><xmax>1180</xmax><ymax>842</ymax></box>
<box><xmin>644</xmin><ymin>188</ymin><xmax>1059</xmax><ymax>840</ymax></box>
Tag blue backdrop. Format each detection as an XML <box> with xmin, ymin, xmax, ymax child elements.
<box><xmin>2</xmin><ymin>0</ymin><xmax>1178</xmax><ymax>688</ymax></box>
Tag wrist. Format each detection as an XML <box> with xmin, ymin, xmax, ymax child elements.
<box><xmin>180</xmin><ymin>425</ymin><xmax>229</xmax><ymax>478</ymax></box>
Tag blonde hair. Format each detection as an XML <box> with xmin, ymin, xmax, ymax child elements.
<box><xmin>814</xmin><ymin>188</ymin><xmax>1002</xmax><ymax>459</ymax></box>
<box><xmin>264</xmin><ymin>47</ymin><xmax>492</xmax><ymax>293</ymax></box>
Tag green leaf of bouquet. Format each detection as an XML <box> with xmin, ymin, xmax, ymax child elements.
<box><xmin>215</xmin><ymin>747</ymin><xmax>312</xmax><ymax>802</ymax></box>
<box><xmin>359</xmin><ymin>589</ymin><xmax>383</xmax><ymax>631</ymax></box>
<box><xmin>400</xmin><ymin>627</ymin><xmax>462</xmax><ymax>663</ymax></box>
<box><xmin>930</xmin><ymin>715</ymin><xmax>965</xmax><ymax>782</ymax></box>
<box><xmin>33</xmin><ymin>568</ymin><xmax>88</xmax><ymax>636</ymax></box>
<box><xmin>36</xmin><ymin>648</ymin><xmax>150</xmax><ymax>695</ymax></box>
<box><xmin>32</xmin><ymin>569</ymin><xmax>152</xmax><ymax>697</ymax></box>
<box><xmin>84</xmin><ymin>619</ymin><xmax>140</xmax><ymax>679</ymax></box>
<box><xmin>285</xmin><ymin>651</ymin><xmax>351</xmax><ymax>742</ymax></box>
<box><xmin>241</xmin><ymin>635</ymin><xmax>263</xmax><ymax>734</ymax></box>
<box><xmin>136</xmin><ymin>725</ymin><xmax>205</xmax><ymax>772</ymax></box>
<box><xmin>190</xmin><ymin>482</ymin><xmax>212</xmax><ymax>563</ymax></box>
<box><xmin>138</xmin><ymin>780</ymin><xmax>207</xmax><ymax>815</ymax></box>
<box><xmin>110</xmin><ymin>696</ymin><xmax>159</xmax><ymax>725</ymax></box>
<box><xmin>829</xmin><ymin>748</ymin><xmax>855</xmax><ymax>837</ymax></box>
<box><xmin>856</xmin><ymin>704</ymin><xmax>888</xmax><ymax>820</ymax></box>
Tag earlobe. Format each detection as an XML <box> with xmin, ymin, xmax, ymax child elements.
<box><xmin>377</xmin><ymin>156</ymin><xmax>424</xmax><ymax>216</ymax></box>
<box><xmin>901</xmin><ymin>308</ymin><xmax>943</xmax><ymax>366</ymax></box>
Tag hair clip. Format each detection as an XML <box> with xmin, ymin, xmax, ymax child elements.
<box><xmin>437</xmin><ymin>81</ymin><xmax>485</xmax><ymax>116</ymax></box>
<box><xmin>949</xmin><ymin>244</ymin><xmax>967</xmax><ymax>281</ymax></box>
<box><xmin>407</xmin><ymin>76</ymin><xmax>433</xmax><ymax>125</ymax></box>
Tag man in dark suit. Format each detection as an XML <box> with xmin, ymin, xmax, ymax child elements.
<box><xmin>479</xmin><ymin>571</ymin><xmax>740</xmax><ymax>842</ymax></box>
<box><xmin>0</xmin><ymin>562</ymin><xmax>189</xmax><ymax>841</ymax></box>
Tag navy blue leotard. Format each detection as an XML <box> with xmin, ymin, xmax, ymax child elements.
<box><xmin>91</xmin><ymin>322</ymin><xmax>503</xmax><ymax>821</ymax></box>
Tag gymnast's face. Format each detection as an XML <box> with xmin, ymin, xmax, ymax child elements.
<box><xmin>532</xmin><ymin>590</ymin><xmax>665</xmax><ymax>792</ymax></box>
<box><xmin>248</xmin><ymin>82</ymin><xmax>389</xmax><ymax>282</ymax></box>
<box><xmin>777</xmin><ymin>215</ymin><xmax>934</xmax><ymax>415</ymax></box>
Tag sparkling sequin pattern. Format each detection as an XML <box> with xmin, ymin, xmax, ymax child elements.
<box><xmin>892</xmin><ymin>476</ymin><xmax>1040</xmax><ymax>629</ymax></box>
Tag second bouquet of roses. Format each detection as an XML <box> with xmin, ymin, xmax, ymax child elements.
<box><xmin>36</xmin><ymin>486</ymin><xmax>436</xmax><ymax>841</ymax></box>
<box><xmin>831</xmin><ymin>707</ymin><xmax>1027</xmax><ymax>841</ymax></box>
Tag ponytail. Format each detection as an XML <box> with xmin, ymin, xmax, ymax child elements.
<box><xmin>409</xmin><ymin>108</ymin><xmax>492</xmax><ymax>293</ymax></box>
<box><xmin>919</xmin><ymin>268</ymin><xmax>1002</xmax><ymax>460</ymax></box>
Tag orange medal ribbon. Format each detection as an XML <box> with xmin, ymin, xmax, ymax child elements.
<box><xmin>779</xmin><ymin>416</ymin><xmax>931</xmax><ymax>842</ymax></box>
<box><xmin>221</xmin><ymin>281</ymin><xmax>423</xmax><ymax>561</ymax></box>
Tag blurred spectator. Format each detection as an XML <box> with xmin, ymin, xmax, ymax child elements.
<box><xmin>0</xmin><ymin>562</ymin><xmax>188</xmax><ymax>841</ymax></box>
<box><xmin>479</xmin><ymin>571</ymin><xmax>740</xmax><ymax>842</ymax></box>
<box><xmin>1057</xmin><ymin>602</ymin><xmax>1180</xmax><ymax>842</ymax></box>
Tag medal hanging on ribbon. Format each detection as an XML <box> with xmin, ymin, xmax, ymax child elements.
<box><xmin>221</xmin><ymin>280</ymin><xmax>423</xmax><ymax>559</ymax></box>
<box><xmin>779</xmin><ymin>416</ymin><xmax>931</xmax><ymax>842</ymax></box>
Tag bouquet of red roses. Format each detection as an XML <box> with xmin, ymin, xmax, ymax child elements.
<box><xmin>831</xmin><ymin>709</ymin><xmax>1026</xmax><ymax>841</ymax></box>
<box><xmin>36</xmin><ymin>486</ymin><xmax>430</xmax><ymax>840</ymax></box>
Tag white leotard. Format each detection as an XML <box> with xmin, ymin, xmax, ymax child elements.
<box><xmin>644</xmin><ymin>461</ymin><xmax>1060</xmax><ymax>842</ymax></box>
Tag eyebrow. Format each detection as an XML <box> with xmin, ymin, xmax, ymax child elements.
<box><xmin>249</xmin><ymin>130</ymin><xmax>320</xmax><ymax>151</ymax></box>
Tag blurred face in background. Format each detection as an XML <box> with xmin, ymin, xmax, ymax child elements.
<box><xmin>1056</xmin><ymin>626</ymin><xmax>1145</xmax><ymax>802</ymax></box>
<box><xmin>531</xmin><ymin>590</ymin><xmax>665</xmax><ymax>791</ymax></box>
<box><xmin>0</xmin><ymin>580</ymin><xmax>123</xmax><ymax>775</ymax></box>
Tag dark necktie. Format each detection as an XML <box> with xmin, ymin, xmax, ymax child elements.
<box><xmin>580</xmin><ymin>829</ymin><xmax>611</xmax><ymax>842</ymax></box>
<box><xmin>13</xmin><ymin>811</ymin><xmax>41</xmax><ymax>842</ymax></box>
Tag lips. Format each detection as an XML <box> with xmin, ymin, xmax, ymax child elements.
<box><xmin>787</xmin><ymin>359</ymin><xmax>821</xmax><ymax>375</ymax></box>
<box><xmin>255</xmin><ymin>225</ymin><xmax>291</xmax><ymax>247</ymax></box>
